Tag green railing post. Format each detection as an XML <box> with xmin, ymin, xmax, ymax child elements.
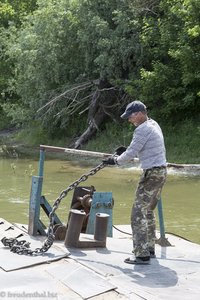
<box><xmin>28</xmin><ymin>176</ymin><xmax>43</xmax><ymax>235</ymax></box>
<box><xmin>38</xmin><ymin>148</ymin><xmax>45</xmax><ymax>177</ymax></box>
<box><xmin>157</xmin><ymin>198</ymin><xmax>165</xmax><ymax>238</ymax></box>
<box><xmin>157</xmin><ymin>198</ymin><xmax>171</xmax><ymax>246</ymax></box>
<box><xmin>28</xmin><ymin>148</ymin><xmax>45</xmax><ymax>235</ymax></box>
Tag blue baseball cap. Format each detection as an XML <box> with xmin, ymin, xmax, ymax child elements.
<box><xmin>120</xmin><ymin>101</ymin><xmax>147</xmax><ymax>119</ymax></box>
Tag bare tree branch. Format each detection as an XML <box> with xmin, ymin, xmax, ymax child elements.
<box><xmin>37</xmin><ymin>81</ymin><xmax>93</xmax><ymax>113</ymax></box>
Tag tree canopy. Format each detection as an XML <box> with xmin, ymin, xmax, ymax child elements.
<box><xmin>1</xmin><ymin>0</ymin><xmax>200</xmax><ymax>144</ymax></box>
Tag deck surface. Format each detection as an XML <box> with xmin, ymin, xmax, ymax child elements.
<box><xmin>0</xmin><ymin>220</ymin><xmax>200</xmax><ymax>299</ymax></box>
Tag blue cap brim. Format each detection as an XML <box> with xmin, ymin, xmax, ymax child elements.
<box><xmin>120</xmin><ymin>112</ymin><xmax>131</xmax><ymax>119</ymax></box>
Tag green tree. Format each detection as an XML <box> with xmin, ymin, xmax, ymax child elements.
<box><xmin>0</xmin><ymin>0</ymin><xmax>37</xmax><ymax>128</ymax></box>
<box><xmin>134</xmin><ymin>0</ymin><xmax>200</xmax><ymax>120</ymax></box>
<box><xmin>3</xmin><ymin>0</ymin><xmax>200</xmax><ymax>142</ymax></box>
<box><xmin>4</xmin><ymin>0</ymin><xmax>84</xmax><ymax>129</ymax></box>
<box><xmin>5</xmin><ymin>0</ymin><xmax>144</xmax><ymax>131</ymax></box>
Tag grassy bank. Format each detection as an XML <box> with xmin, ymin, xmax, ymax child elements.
<box><xmin>0</xmin><ymin>119</ymin><xmax>199</xmax><ymax>164</ymax></box>
<box><xmin>162</xmin><ymin>120</ymin><xmax>200</xmax><ymax>164</ymax></box>
<box><xmin>83</xmin><ymin>120</ymin><xmax>200</xmax><ymax>164</ymax></box>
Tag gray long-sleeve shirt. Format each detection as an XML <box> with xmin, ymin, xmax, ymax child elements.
<box><xmin>116</xmin><ymin>119</ymin><xmax>166</xmax><ymax>169</ymax></box>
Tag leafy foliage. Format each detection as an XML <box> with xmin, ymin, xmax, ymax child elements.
<box><xmin>0</xmin><ymin>0</ymin><xmax>37</xmax><ymax>128</ymax></box>
<box><xmin>136</xmin><ymin>0</ymin><xmax>200</xmax><ymax>120</ymax></box>
<box><xmin>1</xmin><ymin>0</ymin><xmax>200</xmax><ymax>137</ymax></box>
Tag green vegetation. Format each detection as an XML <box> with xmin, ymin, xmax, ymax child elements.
<box><xmin>82</xmin><ymin>119</ymin><xmax>200</xmax><ymax>164</ymax></box>
<box><xmin>162</xmin><ymin>120</ymin><xmax>200</xmax><ymax>164</ymax></box>
<box><xmin>4</xmin><ymin>117</ymin><xmax>198</xmax><ymax>164</ymax></box>
<box><xmin>0</xmin><ymin>0</ymin><xmax>199</xmax><ymax>163</ymax></box>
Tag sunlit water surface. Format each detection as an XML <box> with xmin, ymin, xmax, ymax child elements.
<box><xmin>0</xmin><ymin>158</ymin><xmax>199</xmax><ymax>244</ymax></box>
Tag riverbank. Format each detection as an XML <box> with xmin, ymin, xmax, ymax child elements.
<box><xmin>0</xmin><ymin>119</ymin><xmax>200</xmax><ymax>164</ymax></box>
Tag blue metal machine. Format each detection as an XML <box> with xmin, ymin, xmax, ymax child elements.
<box><xmin>28</xmin><ymin>145</ymin><xmax>170</xmax><ymax>247</ymax></box>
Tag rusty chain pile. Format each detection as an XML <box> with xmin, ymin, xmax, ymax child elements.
<box><xmin>1</xmin><ymin>162</ymin><xmax>106</xmax><ymax>255</ymax></box>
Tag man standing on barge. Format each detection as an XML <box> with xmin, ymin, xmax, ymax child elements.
<box><xmin>103</xmin><ymin>100</ymin><xmax>167</xmax><ymax>264</ymax></box>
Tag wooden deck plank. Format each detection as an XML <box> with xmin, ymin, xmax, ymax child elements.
<box><xmin>46</xmin><ymin>260</ymin><xmax>116</xmax><ymax>299</ymax></box>
<box><xmin>1</xmin><ymin>222</ymin><xmax>200</xmax><ymax>299</ymax></box>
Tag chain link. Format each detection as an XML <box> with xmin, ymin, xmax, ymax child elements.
<box><xmin>1</xmin><ymin>162</ymin><xmax>106</xmax><ymax>255</ymax></box>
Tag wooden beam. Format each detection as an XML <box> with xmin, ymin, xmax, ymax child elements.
<box><xmin>40</xmin><ymin>144</ymin><xmax>200</xmax><ymax>171</ymax></box>
<box><xmin>40</xmin><ymin>145</ymin><xmax>115</xmax><ymax>159</ymax></box>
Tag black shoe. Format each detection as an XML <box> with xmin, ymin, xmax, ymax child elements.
<box><xmin>150</xmin><ymin>251</ymin><xmax>156</xmax><ymax>258</ymax></box>
<box><xmin>124</xmin><ymin>256</ymin><xmax>150</xmax><ymax>265</ymax></box>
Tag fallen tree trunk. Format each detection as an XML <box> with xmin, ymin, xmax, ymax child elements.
<box><xmin>37</xmin><ymin>78</ymin><xmax>129</xmax><ymax>149</ymax></box>
<box><xmin>74</xmin><ymin>108</ymin><xmax>106</xmax><ymax>149</ymax></box>
<box><xmin>71</xmin><ymin>78</ymin><xmax>127</xmax><ymax>148</ymax></box>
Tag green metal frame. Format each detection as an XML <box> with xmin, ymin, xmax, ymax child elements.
<box><xmin>28</xmin><ymin>149</ymin><xmax>62</xmax><ymax>236</ymax></box>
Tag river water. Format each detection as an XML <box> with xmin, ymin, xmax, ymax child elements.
<box><xmin>0</xmin><ymin>157</ymin><xmax>200</xmax><ymax>244</ymax></box>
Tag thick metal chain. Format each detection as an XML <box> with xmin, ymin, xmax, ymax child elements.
<box><xmin>1</xmin><ymin>162</ymin><xmax>106</xmax><ymax>255</ymax></box>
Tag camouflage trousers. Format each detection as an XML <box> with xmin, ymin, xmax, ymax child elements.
<box><xmin>131</xmin><ymin>167</ymin><xmax>167</xmax><ymax>258</ymax></box>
